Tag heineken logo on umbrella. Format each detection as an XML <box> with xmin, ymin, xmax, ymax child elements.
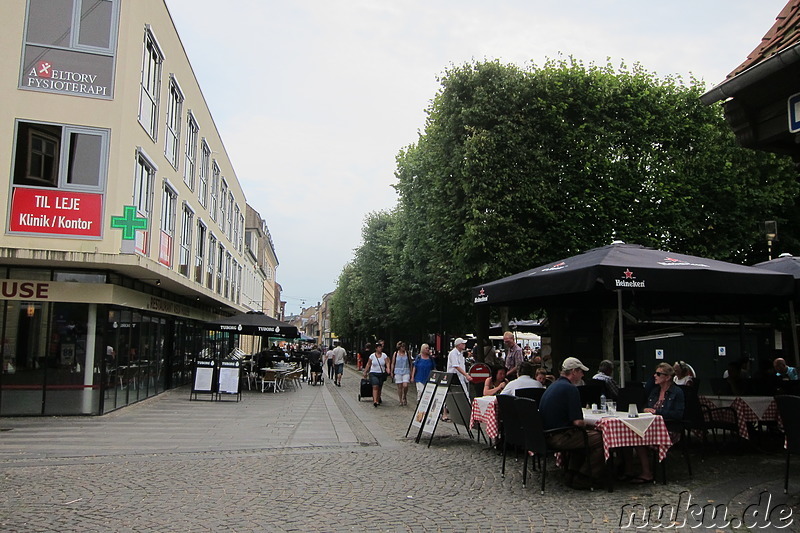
<box><xmin>616</xmin><ymin>269</ymin><xmax>645</xmax><ymax>288</ymax></box>
<box><xmin>474</xmin><ymin>288</ymin><xmax>488</xmax><ymax>303</ymax></box>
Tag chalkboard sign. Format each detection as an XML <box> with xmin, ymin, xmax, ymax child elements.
<box><xmin>191</xmin><ymin>359</ymin><xmax>215</xmax><ymax>400</ymax></box>
<box><xmin>217</xmin><ymin>360</ymin><xmax>241</xmax><ymax>401</ymax></box>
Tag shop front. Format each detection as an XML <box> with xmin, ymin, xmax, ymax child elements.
<box><xmin>0</xmin><ymin>269</ymin><xmax>212</xmax><ymax>415</ymax></box>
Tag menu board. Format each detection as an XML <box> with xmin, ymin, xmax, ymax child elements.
<box><xmin>193</xmin><ymin>360</ymin><xmax>215</xmax><ymax>393</ymax></box>
<box><xmin>217</xmin><ymin>361</ymin><xmax>240</xmax><ymax>394</ymax></box>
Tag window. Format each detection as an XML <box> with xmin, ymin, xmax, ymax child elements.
<box><xmin>226</xmin><ymin>191</ymin><xmax>234</xmax><ymax>241</ymax></box>
<box><xmin>159</xmin><ymin>182</ymin><xmax>177</xmax><ymax>267</ymax></box>
<box><xmin>245</xmin><ymin>230</ymin><xmax>258</xmax><ymax>259</ymax></box>
<box><xmin>224</xmin><ymin>252</ymin><xmax>232</xmax><ymax>299</ymax></box>
<box><xmin>198</xmin><ymin>140</ymin><xmax>209</xmax><ymax>207</ymax></box>
<box><xmin>207</xmin><ymin>234</ymin><xmax>217</xmax><ymax>291</ymax></box>
<box><xmin>165</xmin><ymin>76</ymin><xmax>183</xmax><ymax>168</ymax></box>
<box><xmin>216</xmin><ymin>243</ymin><xmax>224</xmax><ymax>295</ymax></box>
<box><xmin>237</xmin><ymin>264</ymin><xmax>243</xmax><ymax>304</ymax></box>
<box><xmin>13</xmin><ymin>121</ymin><xmax>108</xmax><ymax>191</ymax></box>
<box><xmin>209</xmin><ymin>161</ymin><xmax>219</xmax><ymax>221</ymax></box>
<box><xmin>138</xmin><ymin>27</ymin><xmax>163</xmax><ymax>138</ymax></box>
<box><xmin>219</xmin><ymin>180</ymin><xmax>228</xmax><ymax>234</ymax></box>
<box><xmin>238</xmin><ymin>212</ymin><xmax>245</xmax><ymax>253</ymax></box>
<box><xmin>184</xmin><ymin>112</ymin><xmax>198</xmax><ymax>190</ymax></box>
<box><xmin>195</xmin><ymin>221</ymin><xmax>206</xmax><ymax>284</ymax></box>
<box><xmin>133</xmin><ymin>148</ymin><xmax>155</xmax><ymax>216</ymax></box>
<box><xmin>178</xmin><ymin>203</ymin><xmax>193</xmax><ymax>277</ymax></box>
<box><xmin>26</xmin><ymin>0</ymin><xmax>118</xmax><ymax>53</ymax></box>
<box><xmin>233</xmin><ymin>205</ymin><xmax>240</xmax><ymax>251</ymax></box>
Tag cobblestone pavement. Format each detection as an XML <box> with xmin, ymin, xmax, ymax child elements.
<box><xmin>0</xmin><ymin>365</ymin><xmax>798</xmax><ymax>532</ymax></box>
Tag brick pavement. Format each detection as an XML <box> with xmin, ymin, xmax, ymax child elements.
<box><xmin>0</xmin><ymin>364</ymin><xmax>797</xmax><ymax>532</ymax></box>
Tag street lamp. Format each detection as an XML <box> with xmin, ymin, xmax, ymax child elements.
<box><xmin>764</xmin><ymin>220</ymin><xmax>778</xmax><ymax>260</ymax></box>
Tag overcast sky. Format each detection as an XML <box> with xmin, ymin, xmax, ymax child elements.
<box><xmin>165</xmin><ymin>0</ymin><xmax>789</xmax><ymax>316</ymax></box>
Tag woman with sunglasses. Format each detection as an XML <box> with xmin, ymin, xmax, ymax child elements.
<box><xmin>628</xmin><ymin>363</ymin><xmax>685</xmax><ymax>484</ymax></box>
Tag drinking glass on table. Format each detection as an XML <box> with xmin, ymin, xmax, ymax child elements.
<box><xmin>607</xmin><ymin>401</ymin><xmax>616</xmax><ymax>415</ymax></box>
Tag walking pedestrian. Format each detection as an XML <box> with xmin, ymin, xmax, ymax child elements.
<box><xmin>411</xmin><ymin>343</ymin><xmax>435</xmax><ymax>397</ymax></box>
<box><xmin>392</xmin><ymin>341</ymin><xmax>412</xmax><ymax>406</ymax></box>
<box><xmin>325</xmin><ymin>346</ymin><xmax>335</xmax><ymax>380</ymax></box>
<box><xmin>332</xmin><ymin>343</ymin><xmax>346</xmax><ymax>386</ymax></box>
<box><xmin>363</xmin><ymin>342</ymin><xmax>391</xmax><ymax>407</ymax></box>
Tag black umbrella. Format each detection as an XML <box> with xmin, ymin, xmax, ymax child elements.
<box><xmin>204</xmin><ymin>311</ymin><xmax>299</xmax><ymax>339</ymax></box>
<box><xmin>754</xmin><ymin>254</ymin><xmax>800</xmax><ymax>365</ymax></box>
<box><xmin>473</xmin><ymin>243</ymin><xmax>795</xmax><ymax>384</ymax></box>
<box><xmin>473</xmin><ymin>243</ymin><xmax>793</xmax><ymax>306</ymax></box>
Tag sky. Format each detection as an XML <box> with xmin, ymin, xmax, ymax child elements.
<box><xmin>165</xmin><ymin>0</ymin><xmax>790</xmax><ymax>316</ymax></box>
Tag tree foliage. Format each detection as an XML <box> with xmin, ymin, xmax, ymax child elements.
<box><xmin>332</xmin><ymin>58</ymin><xmax>800</xmax><ymax>344</ymax></box>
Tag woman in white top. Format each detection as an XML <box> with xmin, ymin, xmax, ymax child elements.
<box><xmin>363</xmin><ymin>342</ymin><xmax>391</xmax><ymax>407</ymax></box>
<box><xmin>392</xmin><ymin>341</ymin><xmax>412</xmax><ymax>406</ymax></box>
<box><xmin>673</xmin><ymin>361</ymin><xmax>695</xmax><ymax>386</ymax></box>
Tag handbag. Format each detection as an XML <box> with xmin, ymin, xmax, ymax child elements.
<box><xmin>378</xmin><ymin>357</ymin><xmax>389</xmax><ymax>382</ymax></box>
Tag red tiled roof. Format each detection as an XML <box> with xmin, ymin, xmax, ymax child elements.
<box><xmin>729</xmin><ymin>0</ymin><xmax>800</xmax><ymax>78</ymax></box>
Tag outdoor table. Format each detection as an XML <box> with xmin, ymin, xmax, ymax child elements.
<box><xmin>469</xmin><ymin>396</ymin><xmax>499</xmax><ymax>439</ymax></box>
<box><xmin>582</xmin><ymin>408</ymin><xmax>673</xmax><ymax>462</ymax></box>
<box><xmin>699</xmin><ymin>395</ymin><xmax>779</xmax><ymax>439</ymax></box>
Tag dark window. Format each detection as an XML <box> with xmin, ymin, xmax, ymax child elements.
<box><xmin>13</xmin><ymin>121</ymin><xmax>107</xmax><ymax>190</ymax></box>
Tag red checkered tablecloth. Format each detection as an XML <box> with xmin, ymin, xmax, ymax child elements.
<box><xmin>470</xmin><ymin>396</ymin><xmax>499</xmax><ymax>439</ymax></box>
<box><xmin>594</xmin><ymin>415</ymin><xmax>673</xmax><ymax>462</ymax></box>
<box><xmin>700</xmin><ymin>396</ymin><xmax>779</xmax><ymax>439</ymax></box>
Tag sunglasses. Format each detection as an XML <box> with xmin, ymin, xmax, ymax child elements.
<box><xmin>654</xmin><ymin>371</ymin><xmax>667</xmax><ymax>377</ymax></box>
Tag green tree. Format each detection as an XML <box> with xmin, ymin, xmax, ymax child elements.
<box><xmin>338</xmin><ymin>58</ymin><xmax>800</xmax><ymax>341</ymax></box>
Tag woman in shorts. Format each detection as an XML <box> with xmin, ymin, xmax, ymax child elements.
<box><xmin>363</xmin><ymin>342</ymin><xmax>391</xmax><ymax>407</ymax></box>
<box><xmin>392</xmin><ymin>341</ymin><xmax>412</xmax><ymax>406</ymax></box>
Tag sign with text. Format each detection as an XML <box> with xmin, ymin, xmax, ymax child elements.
<box><xmin>9</xmin><ymin>187</ymin><xmax>102</xmax><ymax>238</ymax></box>
<box><xmin>20</xmin><ymin>46</ymin><xmax>114</xmax><ymax>99</ymax></box>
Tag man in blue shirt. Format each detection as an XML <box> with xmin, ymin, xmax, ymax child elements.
<box><xmin>774</xmin><ymin>357</ymin><xmax>799</xmax><ymax>380</ymax></box>
<box><xmin>539</xmin><ymin>357</ymin><xmax>606</xmax><ymax>488</ymax></box>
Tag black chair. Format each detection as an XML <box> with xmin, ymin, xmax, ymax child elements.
<box><xmin>496</xmin><ymin>394</ymin><xmax>524</xmax><ymax>478</ymax></box>
<box><xmin>617</xmin><ymin>385</ymin><xmax>646</xmax><ymax>412</ymax></box>
<box><xmin>774</xmin><ymin>395</ymin><xmax>800</xmax><ymax>494</ymax></box>
<box><xmin>515</xmin><ymin>387</ymin><xmax>545</xmax><ymax>403</ymax></box>
<box><xmin>679</xmin><ymin>384</ymin><xmax>708</xmax><ymax>458</ymax></box>
<box><xmin>515</xmin><ymin>397</ymin><xmax>549</xmax><ymax>494</ymax></box>
<box><xmin>577</xmin><ymin>383</ymin><xmax>602</xmax><ymax>407</ymax></box>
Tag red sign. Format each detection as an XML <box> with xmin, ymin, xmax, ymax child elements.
<box><xmin>159</xmin><ymin>230</ymin><xmax>172</xmax><ymax>267</ymax></box>
<box><xmin>469</xmin><ymin>363</ymin><xmax>491</xmax><ymax>384</ymax></box>
<box><xmin>9</xmin><ymin>187</ymin><xmax>102</xmax><ymax>237</ymax></box>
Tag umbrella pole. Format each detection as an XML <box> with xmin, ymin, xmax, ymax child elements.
<box><xmin>617</xmin><ymin>290</ymin><xmax>625</xmax><ymax>387</ymax></box>
<box><xmin>791</xmin><ymin>301</ymin><xmax>800</xmax><ymax>368</ymax></box>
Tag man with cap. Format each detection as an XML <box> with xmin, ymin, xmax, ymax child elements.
<box><xmin>539</xmin><ymin>356</ymin><xmax>605</xmax><ymax>489</ymax></box>
<box><xmin>447</xmin><ymin>338</ymin><xmax>471</xmax><ymax>397</ymax></box>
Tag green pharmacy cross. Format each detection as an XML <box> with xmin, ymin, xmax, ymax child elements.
<box><xmin>111</xmin><ymin>206</ymin><xmax>148</xmax><ymax>240</ymax></box>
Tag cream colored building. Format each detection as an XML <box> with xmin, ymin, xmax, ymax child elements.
<box><xmin>0</xmin><ymin>0</ymin><xmax>274</xmax><ymax>415</ymax></box>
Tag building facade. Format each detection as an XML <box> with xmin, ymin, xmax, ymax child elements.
<box><xmin>0</xmin><ymin>0</ymin><xmax>274</xmax><ymax>415</ymax></box>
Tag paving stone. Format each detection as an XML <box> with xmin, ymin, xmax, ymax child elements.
<box><xmin>0</xmin><ymin>365</ymin><xmax>798</xmax><ymax>531</ymax></box>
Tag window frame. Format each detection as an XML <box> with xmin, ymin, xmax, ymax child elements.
<box><xmin>178</xmin><ymin>202</ymin><xmax>194</xmax><ymax>277</ymax></box>
<box><xmin>195</xmin><ymin>220</ymin><xmax>206</xmax><ymax>284</ymax></box>
<box><xmin>25</xmin><ymin>0</ymin><xmax>120</xmax><ymax>54</ymax></box>
<box><xmin>12</xmin><ymin>119</ymin><xmax>109</xmax><ymax>193</ymax></box>
<box><xmin>198</xmin><ymin>139</ymin><xmax>209</xmax><ymax>207</ymax></box>
<box><xmin>183</xmin><ymin>111</ymin><xmax>198</xmax><ymax>190</ymax></box>
<box><xmin>138</xmin><ymin>25</ymin><xmax>163</xmax><ymax>139</ymax></box>
<box><xmin>164</xmin><ymin>75</ymin><xmax>184</xmax><ymax>169</ymax></box>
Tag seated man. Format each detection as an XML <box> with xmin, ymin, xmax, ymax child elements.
<box><xmin>539</xmin><ymin>357</ymin><xmax>606</xmax><ymax>488</ymax></box>
<box><xmin>500</xmin><ymin>361</ymin><xmax>542</xmax><ymax>396</ymax></box>
<box><xmin>774</xmin><ymin>357</ymin><xmax>799</xmax><ymax>381</ymax></box>
<box><xmin>591</xmin><ymin>359</ymin><xmax>619</xmax><ymax>400</ymax></box>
